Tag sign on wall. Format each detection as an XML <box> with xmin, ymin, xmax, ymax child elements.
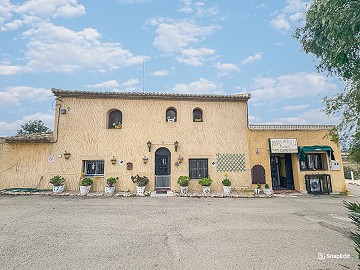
<box><xmin>269</xmin><ymin>138</ymin><xmax>298</xmax><ymax>154</ymax></box>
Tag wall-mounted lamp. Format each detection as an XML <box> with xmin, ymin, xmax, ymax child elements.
<box><xmin>64</xmin><ymin>150</ymin><xmax>70</xmax><ymax>159</ymax></box>
<box><xmin>174</xmin><ymin>141</ymin><xmax>179</xmax><ymax>152</ymax></box>
<box><xmin>178</xmin><ymin>155</ymin><xmax>184</xmax><ymax>163</ymax></box>
<box><xmin>147</xmin><ymin>141</ymin><xmax>152</xmax><ymax>152</ymax></box>
<box><xmin>142</xmin><ymin>156</ymin><xmax>149</xmax><ymax>164</ymax></box>
<box><xmin>111</xmin><ymin>156</ymin><xmax>117</xmax><ymax>164</ymax></box>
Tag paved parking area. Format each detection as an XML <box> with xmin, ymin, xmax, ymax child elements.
<box><xmin>0</xmin><ymin>193</ymin><xmax>358</xmax><ymax>270</ymax></box>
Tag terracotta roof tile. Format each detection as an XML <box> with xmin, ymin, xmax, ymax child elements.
<box><xmin>5</xmin><ymin>132</ymin><xmax>53</xmax><ymax>143</ymax></box>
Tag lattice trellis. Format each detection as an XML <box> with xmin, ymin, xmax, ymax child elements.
<box><xmin>216</xmin><ymin>153</ymin><xmax>246</xmax><ymax>172</ymax></box>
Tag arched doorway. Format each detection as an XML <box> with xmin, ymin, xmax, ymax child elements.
<box><xmin>251</xmin><ymin>165</ymin><xmax>266</xmax><ymax>184</ymax></box>
<box><xmin>155</xmin><ymin>147</ymin><xmax>171</xmax><ymax>190</ymax></box>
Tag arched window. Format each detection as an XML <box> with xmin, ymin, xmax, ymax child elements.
<box><xmin>166</xmin><ymin>107</ymin><xmax>177</xmax><ymax>122</ymax></box>
<box><xmin>108</xmin><ymin>110</ymin><xmax>123</xmax><ymax>129</ymax></box>
<box><xmin>193</xmin><ymin>108</ymin><xmax>203</xmax><ymax>122</ymax></box>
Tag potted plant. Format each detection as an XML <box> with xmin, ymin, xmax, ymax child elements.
<box><xmin>79</xmin><ymin>177</ymin><xmax>93</xmax><ymax>195</ymax></box>
<box><xmin>177</xmin><ymin>176</ymin><xmax>190</xmax><ymax>194</ymax></box>
<box><xmin>105</xmin><ymin>177</ymin><xmax>118</xmax><ymax>194</ymax></box>
<box><xmin>254</xmin><ymin>183</ymin><xmax>261</xmax><ymax>195</ymax></box>
<box><xmin>131</xmin><ymin>174</ymin><xmax>149</xmax><ymax>195</ymax></box>
<box><xmin>222</xmin><ymin>174</ymin><xmax>231</xmax><ymax>195</ymax></box>
<box><xmin>49</xmin><ymin>175</ymin><xmax>65</xmax><ymax>193</ymax></box>
<box><xmin>263</xmin><ymin>183</ymin><xmax>273</xmax><ymax>195</ymax></box>
<box><xmin>198</xmin><ymin>177</ymin><xmax>212</xmax><ymax>195</ymax></box>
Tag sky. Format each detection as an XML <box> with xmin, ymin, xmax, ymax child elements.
<box><xmin>0</xmin><ymin>0</ymin><xmax>343</xmax><ymax>136</ymax></box>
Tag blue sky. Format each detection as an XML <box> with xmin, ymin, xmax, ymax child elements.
<box><xmin>0</xmin><ymin>0</ymin><xmax>342</xmax><ymax>136</ymax></box>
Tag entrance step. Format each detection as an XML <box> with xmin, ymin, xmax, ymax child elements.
<box><xmin>150</xmin><ymin>191</ymin><xmax>174</xmax><ymax>197</ymax></box>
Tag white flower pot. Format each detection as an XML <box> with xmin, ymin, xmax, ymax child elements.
<box><xmin>180</xmin><ymin>186</ymin><xmax>188</xmax><ymax>195</ymax></box>
<box><xmin>79</xmin><ymin>185</ymin><xmax>91</xmax><ymax>195</ymax></box>
<box><xmin>52</xmin><ymin>185</ymin><xmax>64</xmax><ymax>193</ymax></box>
<box><xmin>105</xmin><ymin>186</ymin><xmax>115</xmax><ymax>194</ymax></box>
<box><xmin>254</xmin><ymin>188</ymin><xmax>261</xmax><ymax>195</ymax></box>
<box><xmin>223</xmin><ymin>185</ymin><xmax>231</xmax><ymax>195</ymax></box>
<box><xmin>136</xmin><ymin>186</ymin><xmax>145</xmax><ymax>195</ymax></box>
<box><xmin>264</xmin><ymin>188</ymin><xmax>273</xmax><ymax>195</ymax></box>
<box><xmin>202</xmin><ymin>186</ymin><xmax>211</xmax><ymax>195</ymax></box>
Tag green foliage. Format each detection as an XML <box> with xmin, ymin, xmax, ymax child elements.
<box><xmin>131</xmin><ymin>174</ymin><xmax>149</xmax><ymax>187</ymax></box>
<box><xmin>344</xmin><ymin>166</ymin><xmax>360</xmax><ymax>179</ymax></box>
<box><xmin>349</xmin><ymin>133</ymin><xmax>360</xmax><ymax>164</ymax></box>
<box><xmin>49</xmin><ymin>175</ymin><xmax>65</xmax><ymax>186</ymax></box>
<box><xmin>222</xmin><ymin>178</ymin><xmax>231</xmax><ymax>186</ymax></box>
<box><xmin>256</xmin><ymin>183</ymin><xmax>262</xmax><ymax>189</ymax></box>
<box><xmin>198</xmin><ymin>177</ymin><xmax>212</xmax><ymax>187</ymax></box>
<box><xmin>106</xmin><ymin>177</ymin><xmax>118</xmax><ymax>187</ymax></box>
<box><xmin>264</xmin><ymin>183</ymin><xmax>270</xmax><ymax>189</ymax></box>
<box><xmin>17</xmin><ymin>120</ymin><xmax>50</xmax><ymax>135</ymax></box>
<box><xmin>295</xmin><ymin>0</ymin><xmax>360</xmax><ymax>153</ymax></box>
<box><xmin>177</xmin><ymin>176</ymin><xmax>190</xmax><ymax>187</ymax></box>
<box><xmin>344</xmin><ymin>201</ymin><xmax>360</xmax><ymax>260</ymax></box>
<box><xmin>81</xmin><ymin>177</ymin><xmax>93</xmax><ymax>186</ymax></box>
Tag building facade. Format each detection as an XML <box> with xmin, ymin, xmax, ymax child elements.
<box><xmin>0</xmin><ymin>89</ymin><xmax>346</xmax><ymax>194</ymax></box>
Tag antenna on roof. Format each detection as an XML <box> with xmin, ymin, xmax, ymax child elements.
<box><xmin>142</xmin><ymin>53</ymin><xmax>145</xmax><ymax>93</ymax></box>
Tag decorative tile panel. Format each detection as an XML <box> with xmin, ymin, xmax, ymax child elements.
<box><xmin>216</xmin><ymin>153</ymin><xmax>245</xmax><ymax>172</ymax></box>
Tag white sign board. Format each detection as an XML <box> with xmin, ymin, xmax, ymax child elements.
<box><xmin>48</xmin><ymin>156</ymin><xmax>55</xmax><ymax>163</ymax></box>
<box><xmin>269</xmin><ymin>139</ymin><xmax>298</xmax><ymax>154</ymax></box>
<box><xmin>330</xmin><ymin>160</ymin><xmax>341</xmax><ymax>171</ymax></box>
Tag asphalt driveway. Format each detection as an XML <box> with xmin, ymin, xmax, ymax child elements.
<box><xmin>0</xmin><ymin>193</ymin><xmax>358</xmax><ymax>270</ymax></box>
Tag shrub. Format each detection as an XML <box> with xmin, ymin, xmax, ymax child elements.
<box><xmin>222</xmin><ymin>178</ymin><xmax>231</xmax><ymax>186</ymax></box>
<box><xmin>177</xmin><ymin>176</ymin><xmax>190</xmax><ymax>187</ymax></box>
<box><xmin>344</xmin><ymin>201</ymin><xmax>360</xmax><ymax>260</ymax></box>
<box><xmin>265</xmin><ymin>183</ymin><xmax>270</xmax><ymax>189</ymax></box>
<box><xmin>81</xmin><ymin>177</ymin><xmax>93</xmax><ymax>186</ymax></box>
<box><xmin>256</xmin><ymin>183</ymin><xmax>262</xmax><ymax>189</ymax></box>
<box><xmin>198</xmin><ymin>177</ymin><xmax>212</xmax><ymax>187</ymax></box>
<box><xmin>49</xmin><ymin>175</ymin><xmax>65</xmax><ymax>186</ymax></box>
<box><xmin>106</xmin><ymin>177</ymin><xmax>118</xmax><ymax>187</ymax></box>
<box><xmin>131</xmin><ymin>174</ymin><xmax>149</xmax><ymax>187</ymax></box>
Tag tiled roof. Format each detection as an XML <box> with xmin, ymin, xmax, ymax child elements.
<box><xmin>4</xmin><ymin>132</ymin><xmax>53</xmax><ymax>143</ymax></box>
<box><xmin>249</xmin><ymin>125</ymin><xmax>335</xmax><ymax>130</ymax></box>
<box><xmin>51</xmin><ymin>88</ymin><xmax>251</xmax><ymax>101</ymax></box>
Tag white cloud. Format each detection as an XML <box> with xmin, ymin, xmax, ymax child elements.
<box><xmin>122</xmin><ymin>78</ymin><xmax>139</xmax><ymax>88</ymax></box>
<box><xmin>279</xmin><ymin>109</ymin><xmax>340</xmax><ymax>125</ymax></box>
<box><xmin>171</xmin><ymin>78</ymin><xmax>219</xmax><ymax>94</ymax></box>
<box><xmin>282</xmin><ymin>104</ymin><xmax>309</xmax><ymax>112</ymax></box>
<box><xmin>151</xmin><ymin>69</ymin><xmax>171</xmax><ymax>77</ymax></box>
<box><xmin>0</xmin><ymin>64</ymin><xmax>22</xmax><ymax>75</ymax></box>
<box><xmin>177</xmin><ymin>47</ymin><xmax>215</xmax><ymax>66</ymax></box>
<box><xmin>85</xmin><ymin>80</ymin><xmax>120</xmax><ymax>89</ymax></box>
<box><xmin>241</xmin><ymin>52</ymin><xmax>263</xmax><ymax>65</ymax></box>
<box><xmin>118</xmin><ymin>0</ymin><xmax>151</xmax><ymax>3</ymax></box>
<box><xmin>270</xmin><ymin>0</ymin><xmax>309</xmax><ymax>32</ymax></box>
<box><xmin>214</xmin><ymin>62</ymin><xmax>239</xmax><ymax>76</ymax></box>
<box><xmin>177</xmin><ymin>0</ymin><xmax>221</xmax><ymax>18</ymax></box>
<box><xmin>0</xmin><ymin>0</ymin><xmax>85</xmax><ymax>31</ymax></box>
<box><xmin>148</xmin><ymin>17</ymin><xmax>218</xmax><ymax>54</ymax></box>
<box><xmin>0</xmin><ymin>86</ymin><xmax>51</xmax><ymax>107</ymax></box>
<box><xmin>250</xmin><ymin>72</ymin><xmax>337</xmax><ymax>102</ymax></box>
<box><xmin>20</xmin><ymin>22</ymin><xmax>145</xmax><ymax>73</ymax></box>
<box><xmin>270</xmin><ymin>14</ymin><xmax>291</xmax><ymax>31</ymax></box>
<box><xmin>0</xmin><ymin>112</ymin><xmax>54</xmax><ymax>137</ymax></box>
<box><xmin>249</xmin><ymin>115</ymin><xmax>262</xmax><ymax>123</ymax></box>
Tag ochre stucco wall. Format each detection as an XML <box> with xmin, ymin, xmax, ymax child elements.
<box><xmin>0</xmin><ymin>140</ymin><xmax>53</xmax><ymax>189</ymax></box>
<box><xmin>46</xmin><ymin>96</ymin><xmax>252</xmax><ymax>192</ymax></box>
<box><xmin>248</xmin><ymin>129</ymin><xmax>346</xmax><ymax>193</ymax></box>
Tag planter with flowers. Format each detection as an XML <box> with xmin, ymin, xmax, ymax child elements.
<box><xmin>177</xmin><ymin>176</ymin><xmax>190</xmax><ymax>195</ymax></box>
<box><xmin>198</xmin><ymin>177</ymin><xmax>212</xmax><ymax>195</ymax></box>
<box><xmin>222</xmin><ymin>174</ymin><xmax>232</xmax><ymax>195</ymax></box>
<box><xmin>49</xmin><ymin>175</ymin><xmax>65</xmax><ymax>193</ymax></box>
<box><xmin>131</xmin><ymin>174</ymin><xmax>149</xmax><ymax>195</ymax></box>
<box><xmin>254</xmin><ymin>183</ymin><xmax>261</xmax><ymax>195</ymax></box>
<box><xmin>263</xmin><ymin>183</ymin><xmax>273</xmax><ymax>195</ymax></box>
<box><xmin>105</xmin><ymin>177</ymin><xmax>118</xmax><ymax>194</ymax></box>
<box><xmin>79</xmin><ymin>177</ymin><xmax>93</xmax><ymax>195</ymax></box>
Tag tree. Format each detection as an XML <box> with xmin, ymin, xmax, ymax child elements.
<box><xmin>295</xmin><ymin>0</ymin><xmax>360</xmax><ymax>162</ymax></box>
<box><xmin>17</xmin><ymin>120</ymin><xmax>51</xmax><ymax>135</ymax></box>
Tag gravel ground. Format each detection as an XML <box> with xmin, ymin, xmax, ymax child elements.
<box><xmin>0</xmin><ymin>193</ymin><xmax>358</xmax><ymax>270</ymax></box>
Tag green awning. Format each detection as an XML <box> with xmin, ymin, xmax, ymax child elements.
<box><xmin>298</xmin><ymin>145</ymin><xmax>334</xmax><ymax>162</ymax></box>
